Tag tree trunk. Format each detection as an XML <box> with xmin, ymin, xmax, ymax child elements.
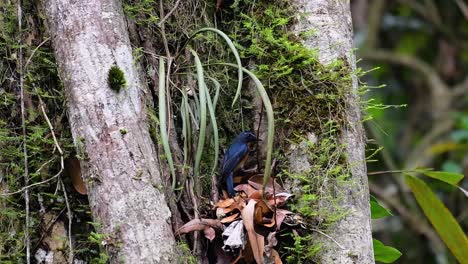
<box><xmin>290</xmin><ymin>0</ymin><xmax>374</xmax><ymax>263</ymax></box>
<box><xmin>43</xmin><ymin>0</ymin><xmax>175</xmax><ymax>262</ymax></box>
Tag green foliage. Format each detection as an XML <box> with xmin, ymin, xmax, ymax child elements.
<box><xmin>373</xmin><ymin>239</ymin><xmax>402</xmax><ymax>263</ymax></box>
<box><xmin>119</xmin><ymin>128</ymin><xmax>127</xmax><ymax>135</ymax></box>
<box><xmin>404</xmin><ymin>174</ymin><xmax>468</xmax><ymax>263</ymax></box>
<box><xmin>415</xmin><ymin>169</ymin><xmax>464</xmax><ymax>186</ymax></box>
<box><xmin>107</xmin><ymin>65</ymin><xmax>127</xmax><ymax>92</ymax></box>
<box><xmin>218</xmin><ymin>0</ymin><xmax>356</xmax><ymax>260</ymax></box>
<box><xmin>88</xmin><ymin>231</ymin><xmax>110</xmax><ymax>264</ymax></box>
<box><xmin>370</xmin><ymin>196</ymin><xmax>393</xmax><ymax>219</ymax></box>
<box><xmin>123</xmin><ymin>0</ymin><xmax>159</xmax><ymax>25</ymax></box>
<box><xmin>175</xmin><ymin>241</ymin><xmax>197</xmax><ymax>264</ymax></box>
<box><xmin>284</xmin><ymin>234</ymin><xmax>322</xmax><ymax>263</ymax></box>
<box><xmin>224</xmin><ymin>1</ymin><xmax>350</xmax><ymax>137</ymax></box>
<box><xmin>0</xmin><ymin>1</ymin><xmax>102</xmax><ymax>262</ymax></box>
<box><xmin>282</xmin><ymin>125</ymin><xmax>350</xmax><ymax>227</ymax></box>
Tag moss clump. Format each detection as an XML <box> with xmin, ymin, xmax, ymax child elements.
<box><xmin>119</xmin><ymin>128</ymin><xmax>128</xmax><ymax>135</ymax></box>
<box><xmin>108</xmin><ymin>65</ymin><xmax>127</xmax><ymax>92</ymax></box>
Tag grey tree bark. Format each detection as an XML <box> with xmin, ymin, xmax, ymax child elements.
<box><xmin>289</xmin><ymin>0</ymin><xmax>375</xmax><ymax>263</ymax></box>
<box><xmin>43</xmin><ymin>0</ymin><xmax>175</xmax><ymax>263</ymax></box>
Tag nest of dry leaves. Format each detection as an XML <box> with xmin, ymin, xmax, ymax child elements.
<box><xmin>175</xmin><ymin>172</ymin><xmax>299</xmax><ymax>264</ymax></box>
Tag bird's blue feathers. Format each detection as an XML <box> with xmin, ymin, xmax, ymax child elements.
<box><xmin>220</xmin><ymin>131</ymin><xmax>257</xmax><ymax>197</ymax></box>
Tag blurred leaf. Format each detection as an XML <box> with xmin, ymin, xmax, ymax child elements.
<box><xmin>450</xmin><ymin>130</ymin><xmax>468</xmax><ymax>142</ymax></box>
<box><xmin>428</xmin><ymin>142</ymin><xmax>466</xmax><ymax>154</ymax></box>
<box><xmin>405</xmin><ymin>175</ymin><xmax>468</xmax><ymax>263</ymax></box>
<box><xmin>370</xmin><ymin>196</ymin><xmax>392</xmax><ymax>219</ymax></box>
<box><xmin>441</xmin><ymin>161</ymin><xmax>462</xmax><ymax>173</ymax></box>
<box><xmin>455</xmin><ymin>114</ymin><xmax>468</xmax><ymax>129</ymax></box>
<box><xmin>373</xmin><ymin>239</ymin><xmax>402</xmax><ymax>263</ymax></box>
<box><xmin>395</xmin><ymin>33</ymin><xmax>429</xmax><ymax>55</ymax></box>
<box><xmin>416</xmin><ymin>170</ymin><xmax>464</xmax><ymax>186</ymax></box>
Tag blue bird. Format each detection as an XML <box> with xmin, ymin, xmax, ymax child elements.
<box><xmin>220</xmin><ymin>131</ymin><xmax>258</xmax><ymax>197</ymax></box>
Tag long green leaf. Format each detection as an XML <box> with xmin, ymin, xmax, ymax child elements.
<box><xmin>206</xmin><ymin>76</ymin><xmax>221</xmax><ymax>111</ymax></box>
<box><xmin>219</xmin><ymin>63</ymin><xmax>274</xmax><ymax>194</ymax></box>
<box><xmin>158</xmin><ymin>57</ymin><xmax>176</xmax><ymax>189</ymax></box>
<box><xmin>191</xmin><ymin>49</ymin><xmax>207</xmax><ymax>189</ymax></box>
<box><xmin>416</xmin><ymin>170</ymin><xmax>464</xmax><ymax>186</ymax></box>
<box><xmin>373</xmin><ymin>239</ymin><xmax>402</xmax><ymax>263</ymax></box>
<box><xmin>405</xmin><ymin>174</ymin><xmax>468</xmax><ymax>262</ymax></box>
<box><xmin>180</xmin><ymin>90</ymin><xmax>190</xmax><ymax>172</ymax></box>
<box><xmin>370</xmin><ymin>196</ymin><xmax>392</xmax><ymax>219</ymax></box>
<box><xmin>203</xmin><ymin>82</ymin><xmax>219</xmax><ymax>178</ymax></box>
<box><xmin>190</xmin><ymin>28</ymin><xmax>243</xmax><ymax>107</ymax></box>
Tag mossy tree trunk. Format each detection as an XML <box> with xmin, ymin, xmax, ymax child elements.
<box><xmin>290</xmin><ymin>0</ymin><xmax>374</xmax><ymax>263</ymax></box>
<box><xmin>43</xmin><ymin>0</ymin><xmax>175</xmax><ymax>262</ymax></box>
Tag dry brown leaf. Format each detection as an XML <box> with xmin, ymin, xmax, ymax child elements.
<box><xmin>272</xmin><ymin>249</ymin><xmax>282</xmax><ymax>264</ymax></box>
<box><xmin>268</xmin><ymin>193</ymin><xmax>293</xmax><ymax>208</ymax></box>
<box><xmin>249</xmin><ymin>190</ymin><xmax>262</xmax><ymax>200</ymax></box>
<box><xmin>248</xmin><ymin>175</ymin><xmax>283</xmax><ymax>193</ymax></box>
<box><xmin>275</xmin><ymin>209</ymin><xmax>293</xmax><ymax>230</ymax></box>
<box><xmin>221</xmin><ymin>212</ymin><xmax>240</xmax><ymax>224</ymax></box>
<box><xmin>223</xmin><ymin>197</ymin><xmax>245</xmax><ymax>213</ymax></box>
<box><xmin>263</xmin><ymin>217</ymin><xmax>275</xmax><ymax>228</ymax></box>
<box><xmin>216</xmin><ymin>198</ymin><xmax>235</xmax><ymax>208</ymax></box>
<box><xmin>254</xmin><ymin>206</ymin><xmax>263</xmax><ymax>224</ymax></box>
<box><xmin>65</xmin><ymin>157</ymin><xmax>87</xmax><ymax>195</ymax></box>
<box><xmin>256</xmin><ymin>199</ymin><xmax>271</xmax><ymax>214</ymax></box>
<box><xmin>235</xmin><ymin>183</ymin><xmax>257</xmax><ymax>197</ymax></box>
<box><xmin>204</xmin><ymin>227</ymin><xmax>216</xmax><ymax>241</ymax></box>
<box><xmin>175</xmin><ymin>218</ymin><xmax>223</xmax><ymax>236</ymax></box>
<box><xmin>241</xmin><ymin>200</ymin><xmax>264</xmax><ymax>264</ymax></box>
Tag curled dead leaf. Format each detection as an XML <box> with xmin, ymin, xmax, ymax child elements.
<box><xmin>216</xmin><ymin>198</ymin><xmax>235</xmax><ymax>208</ymax></box>
<box><xmin>275</xmin><ymin>209</ymin><xmax>293</xmax><ymax>230</ymax></box>
<box><xmin>65</xmin><ymin>157</ymin><xmax>87</xmax><ymax>195</ymax></box>
<box><xmin>235</xmin><ymin>183</ymin><xmax>257</xmax><ymax>197</ymax></box>
<box><xmin>175</xmin><ymin>218</ymin><xmax>223</xmax><ymax>241</ymax></box>
<box><xmin>204</xmin><ymin>227</ymin><xmax>216</xmax><ymax>241</ymax></box>
<box><xmin>248</xmin><ymin>174</ymin><xmax>283</xmax><ymax>193</ymax></box>
<box><xmin>221</xmin><ymin>212</ymin><xmax>240</xmax><ymax>224</ymax></box>
<box><xmin>241</xmin><ymin>200</ymin><xmax>264</xmax><ymax>264</ymax></box>
<box><xmin>268</xmin><ymin>192</ymin><xmax>293</xmax><ymax>208</ymax></box>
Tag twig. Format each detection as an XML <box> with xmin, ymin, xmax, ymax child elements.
<box><xmin>404</xmin><ymin>118</ymin><xmax>453</xmax><ymax>169</ymax></box>
<box><xmin>452</xmin><ymin>76</ymin><xmax>468</xmax><ymax>97</ymax></box>
<box><xmin>60</xmin><ymin>179</ymin><xmax>74</xmax><ymax>263</ymax></box>
<box><xmin>368</xmin><ymin>169</ymin><xmax>417</xmax><ymax>176</ymax></box>
<box><xmin>157</xmin><ymin>0</ymin><xmax>182</xmax><ymax>27</ymax></box>
<box><xmin>24</xmin><ymin>37</ymin><xmax>50</xmax><ymax>71</ymax></box>
<box><xmin>312</xmin><ymin>228</ymin><xmax>345</xmax><ymax>250</ymax></box>
<box><xmin>37</xmin><ymin>95</ymin><xmax>73</xmax><ymax>262</ymax></box>
<box><xmin>17</xmin><ymin>1</ymin><xmax>30</xmax><ymax>262</ymax></box>
<box><xmin>455</xmin><ymin>0</ymin><xmax>468</xmax><ymax>21</ymax></box>
<box><xmin>0</xmin><ymin>173</ymin><xmax>61</xmax><ymax>196</ymax></box>
<box><xmin>0</xmin><ymin>95</ymin><xmax>67</xmax><ymax>198</ymax></box>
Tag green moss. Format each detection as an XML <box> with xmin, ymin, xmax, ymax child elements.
<box><xmin>119</xmin><ymin>128</ymin><xmax>128</xmax><ymax>135</ymax></box>
<box><xmin>218</xmin><ymin>1</ymin><xmax>355</xmax><ymax>261</ymax></box>
<box><xmin>175</xmin><ymin>241</ymin><xmax>197</xmax><ymax>264</ymax></box>
<box><xmin>108</xmin><ymin>65</ymin><xmax>127</xmax><ymax>92</ymax></box>
<box><xmin>284</xmin><ymin>234</ymin><xmax>322</xmax><ymax>263</ymax></box>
